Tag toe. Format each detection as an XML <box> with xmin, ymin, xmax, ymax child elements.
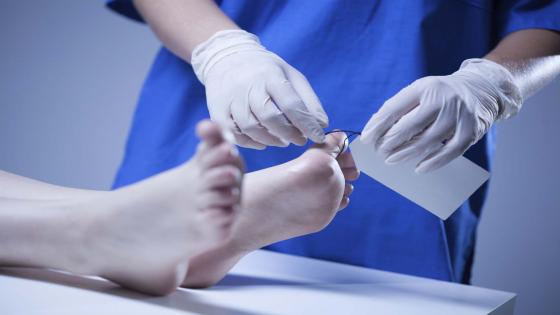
<box><xmin>343</xmin><ymin>183</ymin><xmax>354</xmax><ymax>196</ymax></box>
<box><xmin>200</xmin><ymin>142</ymin><xmax>242</xmax><ymax>170</ymax></box>
<box><xmin>202</xmin><ymin>165</ymin><xmax>242</xmax><ymax>189</ymax></box>
<box><xmin>204</xmin><ymin>207</ymin><xmax>235</xmax><ymax>227</ymax></box>
<box><xmin>196</xmin><ymin>119</ymin><xmax>224</xmax><ymax>148</ymax></box>
<box><xmin>310</xmin><ymin>131</ymin><xmax>347</xmax><ymax>159</ymax></box>
<box><xmin>337</xmin><ymin>184</ymin><xmax>353</xmax><ymax>210</ymax></box>
<box><xmin>337</xmin><ymin>152</ymin><xmax>360</xmax><ymax>181</ymax></box>
<box><xmin>199</xmin><ymin>187</ymin><xmax>241</xmax><ymax>208</ymax></box>
<box><xmin>338</xmin><ymin>196</ymin><xmax>350</xmax><ymax>210</ymax></box>
<box><xmin>342</xmin><ymin>167</ymin><xmax>360</xmax><ymax>181</ymax></box>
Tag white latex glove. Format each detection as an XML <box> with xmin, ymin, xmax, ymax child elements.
<box><xmin>360</xmin><ymin>58</ymin><xmax>523</xmax><ymax>173</ymax></box>
<box><xmin>191</xmin><ymin>30</ymin><xmax>328</xmax><ymax>149</ymax></box>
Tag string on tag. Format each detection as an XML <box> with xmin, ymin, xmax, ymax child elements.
<box><xmin>324</xmin><ymin>130</ymin><xmax>362</xmax><ymax>159</ymax></box>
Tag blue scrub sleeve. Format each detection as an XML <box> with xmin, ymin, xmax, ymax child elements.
<box><xmin>106</xmin><ymin>0</ymin><xmax>144</xmax><ymax>23</ymax></box>
<box><xmin>496</xmin><ymin>0</ymin><xmax>560</xmax><ymax>39</ymax></box>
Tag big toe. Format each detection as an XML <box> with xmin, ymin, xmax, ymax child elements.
<box><xmin>310</xmin><ymin>131</ymin><xmax>347</xmax><ymax>159</ymax></box>
<box><xmin>309</xmin><ymin>131</ymin><xmax>359</xmax><ymax>182</ymax></box>
<box><xmin>196</xmin><ymin>119</ymin><xmax>231</xmax><ymax>148</ymax></box>
<box><xmin>195</xmin><ymin>119</ymin><xmax>244</xmax><ymax>172</ymax></box>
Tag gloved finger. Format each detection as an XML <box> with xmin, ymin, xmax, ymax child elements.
<box><xmin>267</xmin><ymin>76</ymin><xmax>326</xmax><ymax>144</ymax></box>
<box><xmin>284</xmin><ymin>65</ymin><xmax>329</xmax><ymax>128</ymax></box>
<box><xmin>227</xmin><ymin>118</ymin><xmax>266</xmax><ymax>150</ymax></box>
<box><xmin>385</xmin><ymin>125</ymin><xmax>451</xmax><ymax>166</ymax></box>
<box><xmin>415</xmin><ymin>113</ymin><xmax>477</xmax><ymax>173</ymax></box>
<box><xmin>383</xmin><ymin>97</ymin><xmax>459</xmax><ymax>164</ymax></box>
<box><xmin>377</xmin><ymin>100</ymin><xmax>438</xmax><ymax>157</ymax></box>
<box><xmin>231</xmin><ymin>94</ymin><xmax>287</xmax><ymax>147</ymax></box>
<box><xmin>208</xmin><ymin>96</ymin><xmax>265</xmax><ymax>149</ymax></box>
<box><xmin>248</xmin><ymin>84</ymin><xmax>305</xmax><ymax>146</ymax></box>
<box><xmin>387</xmin><ymin>139</ymin><xmax>446</xmax><ymax>167</ymax></box>
<box><xmin>360</xmin><ymin>81</ymin><xmax>424</xmax><ymax>148</ymax></box>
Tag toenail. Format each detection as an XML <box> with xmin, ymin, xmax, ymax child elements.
<box><xmin>231</xmin><ymin>187</ymin><xmax>240</xmax><ymax>196</ymax></box>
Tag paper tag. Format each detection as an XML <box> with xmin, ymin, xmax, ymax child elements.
<box><xmin>349</xmin><ymin>139</ymin><xmax>489</xmax><ymax>220</ymax></box>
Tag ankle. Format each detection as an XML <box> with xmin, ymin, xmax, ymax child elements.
<box><xmin>68</xmin><ymin>191</ymin><xmax>119</xmax><ymax>276</ymax></box>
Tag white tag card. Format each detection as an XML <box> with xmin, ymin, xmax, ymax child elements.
<box><xmin>349</xmin><ymin>139</ymin><xmax>489</xmax><ymax>220</ymax></box>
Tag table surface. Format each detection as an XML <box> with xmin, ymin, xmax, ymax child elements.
<box><xmin>0</xmin><ymin>250</ymin><xmax>515</xmax><ymax>315</ymax></box>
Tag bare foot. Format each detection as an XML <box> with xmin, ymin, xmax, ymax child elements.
<box><xmin>182</xmin><ymin>131</ymin><xmax>359</xmax><ymax>287</ymax></box>
<box><xmin>233</xmin><ymin>131</ymin><xmax>359</xmax><ymax>252</ymax></box>
<box><xmin>87</xmin><ymin>120</ymin><xmax>244</xmax><ymax>295</ymax></box>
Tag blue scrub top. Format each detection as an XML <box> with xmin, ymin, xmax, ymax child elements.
<box><xmin>107</xmin><ymin>0</ymin><xmax>560</xmax><ymax>283</ymax></box>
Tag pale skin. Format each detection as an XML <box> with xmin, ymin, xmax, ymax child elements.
<box><xmin>485</xmin><ymin>29</ymin><xmax>560</xmax><ymax>99</ymax></box>
<box><xmin>0</xmin><ymin>119</ymin><xmax>358</xmax><ymax>294</ymax></box>
<box><xmin>184</xmin><ymin>132</ymin><xmax>359</xmax><ymax>287</ymax></box>
<box><xmin>4</xmin><ymin>0</ymin><xmax>555</xmax><ymax>297</ymax></box>
<box><xmin>131</xmin><ymin>0</ymin><xmax>560</xmax><ymax>287</ymax></box>
<box><xmin>0</xmin><ymin>120</ymin><xmax>244</xmax><ymax>295</ymax></box>
<box><xmin>131</xmin><ymin>0</ymin><xmax>239</xmax><ymax>62</ymax></box>
<box><xmin>0</xmin><ymin>0</ymin><xmax>360</xmax><ymax>290</ymax></box>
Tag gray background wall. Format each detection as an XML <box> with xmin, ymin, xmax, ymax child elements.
<box><xmin>0</xmin><ymin>1</ymin><xmax>558</xmax><ymax>314</ymax></box>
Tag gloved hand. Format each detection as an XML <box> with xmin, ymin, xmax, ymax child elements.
<box><xmin>191</xmin><ymin>29</ymin><xmax>328</xmax><ymax>149</ymax></box>
<box><xmin>360</xmin><ymin>58</ymin><xmax>523</xmax><ymax>173</ymax></box>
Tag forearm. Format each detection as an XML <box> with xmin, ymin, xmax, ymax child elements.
<box><xmin>132</xmin><ymin>0</ymin><xmax>239</xmax><ymax>62</ymax></box>
<box><xmin>485</xmin><ymin>29</ymin><xmax>560</xmax><ymax>99</ymax></box>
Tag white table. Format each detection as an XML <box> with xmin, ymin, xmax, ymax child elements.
<box><xmin>0</xmin><ymin>250</ymin><xmax>515</xmax><ymax>315</ymax></box>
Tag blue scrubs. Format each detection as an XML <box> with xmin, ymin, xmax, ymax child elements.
<box><xmin>107</xmin><ymin>0</ymin><xmax>560</xmax><ymax>283</ymax></box>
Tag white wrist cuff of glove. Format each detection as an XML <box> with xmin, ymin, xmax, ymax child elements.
<box><xmin>191</xmin><ymin>29</ymin><xmax>267</xmax><ymax>85</ymax></box>
<box><xmin>459</xmin><ymin>58</ymin><xmax>523</xmax><ymax>120</ymax></box>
